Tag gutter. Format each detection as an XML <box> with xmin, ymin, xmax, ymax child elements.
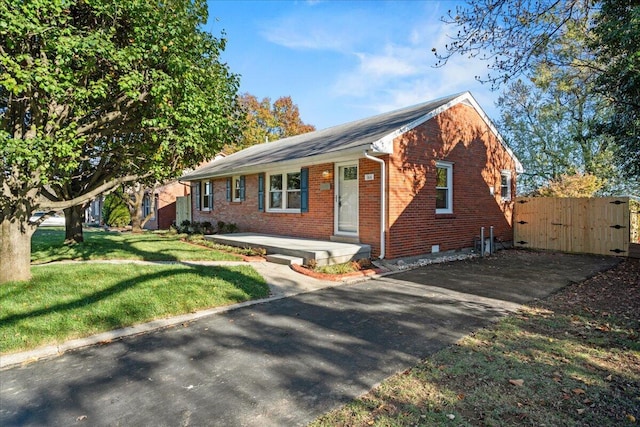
<box><xmin>363</xmin><ymin>150</ymin><xmax>386</xmax><ymax>259</ymax></box>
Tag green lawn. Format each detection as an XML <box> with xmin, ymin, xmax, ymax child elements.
<box><xmin>0</xmin><ymin>228</ymin><xmax>269</xmax><ymax>354</ymax></box>
<box><xmin>1</xmin><ymin>263</ymin><xmax>268</xmax><ymax>354</ymax></box>
<box><xmin>31</xmin><ymin>228</ymin><xmax>242</xmax><ymax>263</ymax></box>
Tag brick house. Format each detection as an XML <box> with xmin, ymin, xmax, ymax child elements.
<box><xmin>180</xmin><ymin>92</ymin><xmax>523</xmax><ymax>259</ymax></box>
<box><xmin>142</xmin><ymin>180</ymin><xmax>191</xmax><ymax>230</ymax></box>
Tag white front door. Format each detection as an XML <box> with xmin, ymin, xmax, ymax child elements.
<box><xmin>335</xmin><ymin>163</ymin><xmax>358</xmax><ymax>234</ymax></box>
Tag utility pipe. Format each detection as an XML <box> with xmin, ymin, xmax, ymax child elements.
<box><xmin>363</xmin><ymin>150</ymin><xmax>386</xmax><ymax>259</ymax></box>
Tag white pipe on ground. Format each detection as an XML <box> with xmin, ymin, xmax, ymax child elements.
<box><xmin>363</xmin><ymin>150</ymin><xmax>386</xmax><ymax>259</ymax></box>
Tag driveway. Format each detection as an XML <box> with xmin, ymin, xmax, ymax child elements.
<box><xmin>0</xmin><ymin>251</ymin><xmax>618</xmax><ymax>426</ymax></box>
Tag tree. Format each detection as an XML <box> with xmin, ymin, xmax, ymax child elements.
<box><xmin>495</xmin><ymin>17</ymin><xmax>619</xmax><ymax>195</ymax></box>
<box><xmin>226</xmin><ymin>94</ymin><xmax>315</xmax><ymax>152</ymax></box>
<box><xmin>536</xmin><ymin>173</ymin><xmax>603</xmax><ymax>197</ymax></box>
<box><xmin>1</xmin><ymin>0</ymin><xmax>242</xmax><ymax>283</ymax></box>
<box><xmin>591</xmin><ymin>0</ymin><xmax>640</xmax><ymax>179</ymax></box>
<box><xmin>434</xmin><ymin>0</ymin><xmax>640</xmax><ymax>179</ymax></box>
<box><xmin>123</xmin><ymin>182</ymin><xmax>158</xmax><ymax>233</ymax></box>
<box><xmin>102</xmin><ymin>191</ymin><xmax>131</xmax><ymax>228</ymax></box>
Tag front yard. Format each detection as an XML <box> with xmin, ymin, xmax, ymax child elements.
<box><xmin>0</xmin><ymin>229</ymin><xmax>269</xmax><ymax>354</ymax></box>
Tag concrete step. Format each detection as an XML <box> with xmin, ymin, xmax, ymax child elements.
<box><xmin>266</xmin><ymin>254</ymin><xmax>305</xmax><ymax>266</ymax></box>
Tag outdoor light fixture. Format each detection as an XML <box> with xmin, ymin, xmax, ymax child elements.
<box><xmin>322</xmin><ymin>170</ymin><xmax>331</xmax><ymax>178</ymax></box>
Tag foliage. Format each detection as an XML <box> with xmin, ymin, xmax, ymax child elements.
<box><xmin>217</xmin><ymin>221</ymin><xmax>239</xmax><ymax>234</ymax></box>
<box><xmin>497</xmin><ymin>77</ymin><xmax>618</xmax><ymax>194</ymax></box>
<box><xmin>0</xmin><ymin>263</ymin><xmax>268</xmax><ymax>353</ymax></box>
<box><xmin>435</xmin><ymin>0</ymin><xmax>639</xmax><ymax>184</ymax></box>
<box><xmin>0</xmin><ymin>0</ymin><xmax>243</xmax><ymax>280</ymax></box>
<box><xmin>102</xmin><ymin>192</ymin><xmax>131</xmax><ymax>228</ymax></box>
<box><xmin>535</xmin><ymin>173</ymin><xmax>603</xmax><ymax>197</ymax></box>
<box><xmin>225</xmin><ymin>93</ymin><xmax>315</xmax><ymax>152</ymax></box>
<box><xmin>591</xmin><ymin>0</ymin><xmax>640</xmax><ymax>179</ymax></box>
<box><xmin>434</xmin><ymin>0</ymin><xmax>596</xmax><ymax>87</ymax></box>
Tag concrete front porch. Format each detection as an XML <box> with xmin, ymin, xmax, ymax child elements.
<box><xmin>205</xmin><ymin>233</ymin><xmax>371</xmax><ymax>266</ymax></box>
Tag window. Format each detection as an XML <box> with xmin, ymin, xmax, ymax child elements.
<box><xmin>268</xmin><ymin>170</ymin><xmax>301</xmax><ymax>211</ymax></box>
<box><xmin>233</xmin><ymin>176</ymin><xmax>242</xmax><ymax>201</ymax></box>
<box><xmin>435</xmin><ymin>161</ymin><xmax>453</xmax><ymax>214</ymax></box>
<box><xmin>286</xmin><ymin>172</ymin><xmax>301</xmax><ymax>209</ymax></box>
<box><xmin>501</xmin><ymin>171</ymin><xmax>512</xmax><ymax>201</ymax></box>
<box><xmin>201</xmin><ymin>180</ymin><xmax>213</xmax><ymax>210</ymax></box>
<box><xmin>142</xmin><ymin>194</ymin><xmax>152</xmax><ymax>218</ymax></box>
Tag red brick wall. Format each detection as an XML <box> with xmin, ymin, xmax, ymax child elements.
<box><xmin>189</xmin><ymin>103</ymin><xmax>517</xmax><ymax>260</ymax></box>
<box><xmin>191</xmin><ymin>163</ymin><xmax>335</xmax><ymax>239</ymax></box>
<box><xmin>384</xmin><ymin>103</ymin><xmax>516</xmax><ymax>258</ymax></box>
<box><xmin>359</xmin><ymin>157</ymin><xmax>386</xmax><ymax>257</ymax></box>
<box><xmin>145</xmin><ymin>181</ymin><xmax>190</xmax><ymax>230</ymax></box>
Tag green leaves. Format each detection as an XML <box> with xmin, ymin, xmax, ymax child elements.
<box><xmin>1</xmin><ymin>0</ymin><xmax>242</xmax><ymax>217</ymax></box>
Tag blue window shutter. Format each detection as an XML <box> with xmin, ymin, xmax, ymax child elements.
<box><xmin>226</xmin><ymin>178</ymin><xmax>231</xmax><ymax>201</ymax></box>
<box><xmin>300</xmin><ymin>168</ymin><xmax>309</xmax><ymax>213</ymax></box>
<box><xmin>258</xmin><ymin>173</ymin><xmax>265</xmax><ymax>212</ymax></box>
<box><xmin>239</xmin><ymin>176</ymin><xmax>246</xmax><ymax>201</ymax></box>
<box><xmin>209</xmin><ymin>180</ymin><xmax>214</xmax><ymax>210</ymax></box>
<box><xmin>193</xmin><ymin>183</ymin><xmax>201</xmax><ymax>211</ymax></box>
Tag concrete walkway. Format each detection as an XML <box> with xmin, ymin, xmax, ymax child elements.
<box><xmin>0</xmin><ymin>252</ymin><xmax>619</xmax><ymax>426</ymax></box>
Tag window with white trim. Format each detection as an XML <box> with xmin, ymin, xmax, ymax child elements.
<box><xmin>268</xmin><ymin>171</ymin><xmax>301</xmax><ymax>211</ymax></box>
<box><xmin>435</xmin><ymin>161</ymin><xmax>453</xmax><ymax>214</ymax></box>
<box><xmin>501</xmin><ymin>171</ymin><xmax>512</xmax><ymax>201</ymax></box>
<box><xmin>201</xmin><ymin>180</ymin><xmax>212</xmax><ymax>210</ymax></box>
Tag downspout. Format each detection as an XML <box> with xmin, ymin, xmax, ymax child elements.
<box><xmin>363</xmin><ymin>150</ymin><xmax>386</xmax><ymax>259</ymax></box>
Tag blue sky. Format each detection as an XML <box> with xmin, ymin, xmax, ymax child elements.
<box><xmin>205</xmin><ymin>0</ymin><xmax>499</xmax><ymax>130</ymax></box>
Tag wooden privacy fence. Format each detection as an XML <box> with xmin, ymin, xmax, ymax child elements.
<box><xmin>176</xmin><ymin>195</ymin><xmax>191</xmax><ymax>226</ymax></box>
<box><xmin>514</xmin><ymin>197</ymin><xmax>640</xmax><ymax>257</ymax></box>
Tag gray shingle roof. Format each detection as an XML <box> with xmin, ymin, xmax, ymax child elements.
<box><xmin>181</xmin><ymin>92</ymin><xmax>492</xmax><ymax>180</ymax></box>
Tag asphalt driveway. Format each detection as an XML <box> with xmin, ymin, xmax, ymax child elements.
<box><xmin>0</xmin><ymin>251</ymin><xmax>619</xmax><ymax>426</ymax></box>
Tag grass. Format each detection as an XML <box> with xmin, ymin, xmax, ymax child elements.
<box><xmin>0</xmin><ymin>263</ymin><xmax>268</xmax><ymax>354</ymax></box>
<box><xmin>0</xmin><ymin>227</ymin><xmax>270</xmax><ymax>354</ymax></box>
<box><xmin>311</xmin><ymin>261</ymin><xmax>640</xmax><ymax>427</ymax></box>
<box><xmin>31</xmin><ymin>228</ymin><xmax>243</xmax><ymax>264</ymax></box>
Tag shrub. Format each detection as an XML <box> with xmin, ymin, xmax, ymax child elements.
<box><xmin>102</xmin><ymin>191</ymin><xmax>131</xmax><ymax>228</ymax></box>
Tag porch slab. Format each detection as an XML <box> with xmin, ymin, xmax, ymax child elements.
<box><xmin>205</xmin><ymin>233</ymin><xmax>371</xmax><ymax>266</ymax></box>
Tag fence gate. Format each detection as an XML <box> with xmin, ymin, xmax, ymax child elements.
<box><xmin>514</xmin><ymin>197</ymin><xmax>638</xmax><ymax>257</ymax></box>
<box><xmin>176</xmin><ymin>195</ymin><xmax>191</xmax><ymax>226</ymax></box>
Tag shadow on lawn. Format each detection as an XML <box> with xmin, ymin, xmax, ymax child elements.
<box><xmin>31</xmin><ymin>229</ymin><xmax>185</xmax><ymax>264</ymax></box>
<box><xmin>0</xmin><ymin>264</ymin><xmax>267</xmax><ymax>331</ymax></box>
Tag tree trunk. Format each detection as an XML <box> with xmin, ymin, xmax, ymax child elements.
<box><xmin>0</xmin><ymin>218</ymin><xmax>36</xmax><ymax>283</ymax></box>
<box><xmin>64</xmin><ymin>205</ymin><xmax>85</xmax><ymax>244</ymax></box>
<box><xmin>128</xmin><ymin>184</ymin><xmax>145</xmax><ymax>233</ymax></box>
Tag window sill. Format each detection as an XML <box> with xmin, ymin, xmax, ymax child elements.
<box><xmin>266</xmin><ymin>209</ymin><xmax>302</xmax><ymax>214</ymax></box>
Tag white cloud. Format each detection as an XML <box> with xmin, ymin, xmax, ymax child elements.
<box><xmin>327</xmin><ymin>17</ymin><xmax>500</xmax><ymax>118</ymax></box>
<box><xmin>252</xmin><ymin>2</ymin><xmax>501</xmax><ymax>124</ymax></box>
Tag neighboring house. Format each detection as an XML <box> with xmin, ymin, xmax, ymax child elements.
<box><xmin>84</xmin><ymin>156</ymin><xmax>225</xmax><ymax>229</ymax></box>
<box><xmin>142</xmin><ymin>180</ymin><xmax>191</xmax><ymax>230</ymax></box>
<box><xmin>180</xmin><ymin>92</ymin><xmax>523</xmax><ymax>259</ymax></box>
